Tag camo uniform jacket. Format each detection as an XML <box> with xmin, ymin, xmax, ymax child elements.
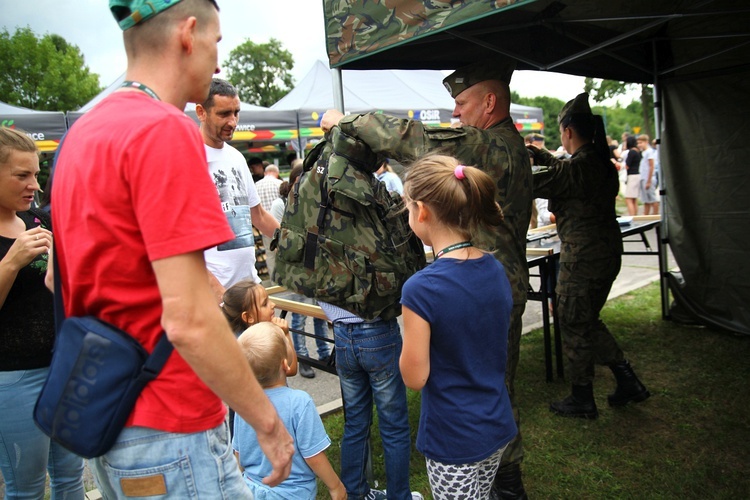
<box><xmin>532</xmin><ymin>143</ymin><xmax>623</xmax><ymax>263</ymax></box>
<box><xmin>337</xmin><ymin>113</ymin><xmax>532</xmax><ymax>305</ymax></box>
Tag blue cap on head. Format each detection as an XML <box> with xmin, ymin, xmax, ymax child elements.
<box><xmin>109</xmin><ymin>0</ymin><xmax>184</xmax><ymax>31</ymax></box>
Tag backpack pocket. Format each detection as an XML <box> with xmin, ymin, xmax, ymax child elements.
<box><xmin>275</xmin><ymin>226</ymin><xmax>305</xmax><ymax>263</ymax></box>
<box><xmin>314</xmin><ymin>237</ymin><xmax>372</xmax><ymax>316</ymax></box>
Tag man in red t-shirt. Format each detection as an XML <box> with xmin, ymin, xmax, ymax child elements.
<box><xmin>51</xmin><ymin>0</ymin><xmax>293</xmax><ymax>496</ymax></box>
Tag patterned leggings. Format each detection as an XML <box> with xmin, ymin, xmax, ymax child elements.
<box><xmin>426</xmin><ymin>444</ymin><xmax>507</xmax><ymax>500</ymax></box>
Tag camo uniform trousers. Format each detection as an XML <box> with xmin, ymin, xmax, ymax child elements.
<box><xmin>499</xmin><ymin>303</ymin><xmax>525</xmax><ymax>467</ymax></box>
<box><xmin>556</xmin><ymin>255</ymin><xmax>625</xmax><ymax>386</ymax></box>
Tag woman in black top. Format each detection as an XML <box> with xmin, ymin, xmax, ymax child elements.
<box><xmin>0</xmin><ymin>128</ymin><xmax>84</xmax><ymax>498</ymax></box>
<box><xmin>621</xmin><ymin>135</ymin><xmax>642</xmax><ymax>216</ymax></box>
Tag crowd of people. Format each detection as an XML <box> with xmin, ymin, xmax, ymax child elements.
<box><xmin>611</xmin><ymin>133</ymin><xmax>661</xmax><ymax>216</ymax></box>
<box><xmin>0</xmin><ymin>0</ymin><xmax>655</xmax><ymax>498</ymax></box>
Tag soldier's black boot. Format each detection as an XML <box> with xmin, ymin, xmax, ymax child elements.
<box><xmin>607</xmin><ymin>360</ymin><xmax>650</xmax><ymax>407</ymax></box>
<box><xmin>549</xmin><ymin>383</ymin><xmax>599</xmax><ymax>419</ymax></box>
<box><xmin>490</xmin><ymin>463</ymin><xmax>528</xmax><ymax>500</ymax></box>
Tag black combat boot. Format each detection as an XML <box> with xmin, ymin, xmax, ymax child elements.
<box><xmin>608</xmin><ymin>360</ymin><xmax>650</xmax><ymax>407</ymax></box>
<box><xmin>490</xmin><ymin>463</ymin><xmax>528</xmax><ymax>500</ymax></box>
<box><xmin>549</xmin><ymin>383</ymin><xmax>599</xmax><ymax>419</ymax></box>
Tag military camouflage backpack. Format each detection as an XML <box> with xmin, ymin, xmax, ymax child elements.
<box><xmin>272</xmin><ymin>127</ymin><xmax>426</xmax><ymax>321</ymax></box>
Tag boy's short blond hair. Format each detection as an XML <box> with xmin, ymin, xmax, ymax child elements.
<box><xmin>237</xmin><ymin>322</ymin><xmax>288</xmax><ymax>387</ymax></box>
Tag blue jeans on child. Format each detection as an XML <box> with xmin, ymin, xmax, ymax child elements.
<box><xmin>291</xmin><ymin>313</ymin><xmax>331</xmax><ymax>360</ymax></box>
<box><xmin>333</xmin><ymin>318</ymin><xmax>412</xmax><ymax>500</ymax></box>
<box><xmin>90</xmin><ymin>421</ymin><xmax>251</xmax><ymax>499</ymax></box>
<box><xmin>0</xmin><ymin>367</ymin><xmax>84</xmax><ymax>500</ymax></box>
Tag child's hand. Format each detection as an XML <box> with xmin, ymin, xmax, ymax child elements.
<box><xmin>273</xmin><ymin>316</ymin><xmax>297</xmax><ymax>376</ymax></box>
<box><xmin>271</xmin><ymin>316</ymin><xmax>289</xmax><ymax>335</ymax></box>
<box><xmin>329</xmin><ymin>480</ymin><xmax>347</xmax><ymax>500</ymax></box>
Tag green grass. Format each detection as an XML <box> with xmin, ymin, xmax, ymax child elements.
<box><xmin>318</xmin><ymin>283</ymin><xmax>750</xmax><ymax>499</ymax></box>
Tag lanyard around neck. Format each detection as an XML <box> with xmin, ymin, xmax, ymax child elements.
<box><xmin>435</xmin><ymin>241</ymin><xmax>473</xmax><ymax>259</ymax></box>
<box><xmin>121</xmin><ymin>81</ymin><xmax>160</xmax><ymax>100</ymax></box>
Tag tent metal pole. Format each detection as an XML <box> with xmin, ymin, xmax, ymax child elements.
<box><xmin>332</xmin><ymin>68</ymin><xmax>345</xmax><ymax>113</ymax></box>
<box><xmin>653</xmin><ymin>40</ymin><xmax>671</xmax><ymax>320</ymax></box>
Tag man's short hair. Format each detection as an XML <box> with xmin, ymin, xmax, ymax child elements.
<box><xmin>247</xmin><ymin>156</ymin><xmax>263</xmax><ymax>167</ymax></box>
<box><xmin>264</xmin><ymin>165</ymin><xmax>280</xmax><ymax>175</ymax></box>
<box><xmin>202</xmin><ymin>79</ymin><xmax>238</xmax><ymax>110</ymax></box>
<box><xmin>637</xmin><ymin>134</ymin><xmax>650</xmax><ymax>142</ymax></box>
<box><xmin>111</xmin><ymin>0</ymin><xmax>219</xmax><ymax>30</ymax></box>
<box><xmin>111</xmin><ymin>0</ymin><xmax>185</xmax><ymax>30</ymax></box>
<box><xmin>120</xmin><ymin>0</ymin><xmax>218</xmax><ymax>56</ymax></box>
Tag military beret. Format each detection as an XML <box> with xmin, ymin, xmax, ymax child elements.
<box><xmin>558</xmin><ymin>92</ymin><xmax>592</xmax><ymax>124</ymax></box>
<box><xmin>110</xmin><ymin>0</ymin><xmax>184</xmax><ymax>30</ymax></box>
<box><xmin>443</xmin><ymin>58</ymin><xmax>516</xmax><ymax>98</ymax></box>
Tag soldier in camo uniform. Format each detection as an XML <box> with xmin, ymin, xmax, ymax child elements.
<box><xmin>530</xmin><ymin>93</ymin><xmax>650</xmax><ymax>420</ymax></box>
<box><xmin>322</xmin><ymin>57</ymin><xmax>532</xmax><ymax>500</ymax></box>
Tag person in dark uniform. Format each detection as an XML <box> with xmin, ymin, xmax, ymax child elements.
<box><xmin>529</xmin><ymin>93</ymin><xmax>650</xmax><ymax>419</ymax></box>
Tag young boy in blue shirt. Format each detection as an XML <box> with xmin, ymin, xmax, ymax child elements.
<box><xmin>233</xmin><ymin>322</ymin><xmax>346</xmax><ymax>499</ymax></box>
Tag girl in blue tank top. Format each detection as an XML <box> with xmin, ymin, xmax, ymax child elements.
<box><xmin>400</xmin><ymin>154</ymin><xmax>517</xmax><ymax>500</ymax></box>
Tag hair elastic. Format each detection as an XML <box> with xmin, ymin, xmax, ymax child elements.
<box><xmin>454</xmin><ymin>165</ymin><xmax>466</xmax><ymax>179</ymax></box>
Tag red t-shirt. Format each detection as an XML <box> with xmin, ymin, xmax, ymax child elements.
<box><xmin>53</xmin><ymin>92</ymin><xmax>235</xmax><ymax>433</ymax></box>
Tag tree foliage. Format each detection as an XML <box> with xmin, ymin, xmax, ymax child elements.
<box><xmin>223</xmin><ymin>38</ymin><xmax>294</xmax><ymax>107</ymax></box>
<box><xmin>0</xmin><ymin>27</ymin><xmax>101</xmax><ymax>111</ymax></box>
<box><xmin>585</xmin><ymin>78</ymin><xmax>655</xmax><ymax>139</ymax></box>
<box><xmin>512</xmin><ymin>80</ymin><xmax>657</xmax><ymax>151</ymax></box>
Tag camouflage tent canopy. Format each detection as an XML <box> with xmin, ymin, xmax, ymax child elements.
<box><xmin>323</xmin><ymin>0</ymin><xmax>750</xmax><ymax>335</ymax></box>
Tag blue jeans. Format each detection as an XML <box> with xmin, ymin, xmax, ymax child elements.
<box><xmin>333</xmin><ymin>318</ymin><xmax>411</xmax><ymax>500</ymax></box>
<box><xmin>90</xmin><ymin>421</ymin><xmax>251</xmax><ymax>499</ymax></box>
<box><xmin>0</xmin><ymin>367</ymin><xmax>84</xmax><ymax>500</ymax></box>
<box><xmin>291</xmin><ymin>314</ymin><xmax>331</xmax><ymax>360</ymax></box>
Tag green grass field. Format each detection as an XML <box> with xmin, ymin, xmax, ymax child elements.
<box><xmin>319</xmin><ymin>282</ymin><xmax>750</xmax><ymax>499</ymax></box>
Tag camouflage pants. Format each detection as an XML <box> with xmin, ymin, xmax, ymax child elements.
<box><xmin>499</xmin><ymin>303</ymin><xmax>525</xmax><ymax>467</ymax></box>
<box><xmin>556</xmin><ymin>256</ymin><xmax>625</xmax><ymax>386</ymax></box>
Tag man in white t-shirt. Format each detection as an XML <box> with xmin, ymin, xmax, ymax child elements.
<box><xmin>637</xmin><ymin>134</ymin><xmax>658</xmax><ymax>215</ymax></box>
<box><xmin>197</xmin><ymin>79</ymin><xmax>279</xmax><ymax>299</ymax></box>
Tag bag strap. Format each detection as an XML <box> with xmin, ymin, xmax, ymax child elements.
<box><xmin>50</xmin><ymin>132</ymin><xmax>68</xmax><ymax>334</ymax></box>
<box><xmin>50</xmin><ymin>133</ymin><xmax>174</xmax><ymax>371</ymax></box>
<box><xmin>52</xmin><ymin>238</ymin><xmax>66</xmax><ymax>335</ymax></box>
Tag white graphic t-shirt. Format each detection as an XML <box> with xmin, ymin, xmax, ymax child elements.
<box><xmin>204</xmin><ymin>144</ymin><xmax>261</xmax><ymax>287</ymax></box>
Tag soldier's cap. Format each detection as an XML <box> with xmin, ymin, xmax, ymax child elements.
<box><xmin>110</xmin><ymin>0</ymin><xmax>184</xmax><ymax>31</ymax></box>
<box><xmin>529</xmin><ymin>133</ymin><xmax>545</xmax><ymax>143</ymax></box>
<box><xmin>442</xmin><ymin>58</ymin><xmax>516</xmax><ymax>99</ymax></box>
<box><xmin>558</xmin><ymin>92</ymin><xmax>592</xmax><ymax>125</ymax></box>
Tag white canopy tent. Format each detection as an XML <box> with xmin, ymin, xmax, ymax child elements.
<box><xmin>271</xmin><ymin>60</ymin><xmax>544</xmax><ymax>142</ymax></box>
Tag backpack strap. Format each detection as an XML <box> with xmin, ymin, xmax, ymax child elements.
<box><xmin>303</xmin><ymin>161</ymin><xmax>329</xmax><ymax>271</ymax></box>
<box><xmin>303</xmin><ymin>141</ymin><xmax>360</xmax><ymax>271</ymax></box>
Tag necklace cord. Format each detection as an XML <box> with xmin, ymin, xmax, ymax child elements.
<box><xmin>435</xmin><ymin>241</ymin><xmax>473</xmax><ymax>258</ymax></box>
